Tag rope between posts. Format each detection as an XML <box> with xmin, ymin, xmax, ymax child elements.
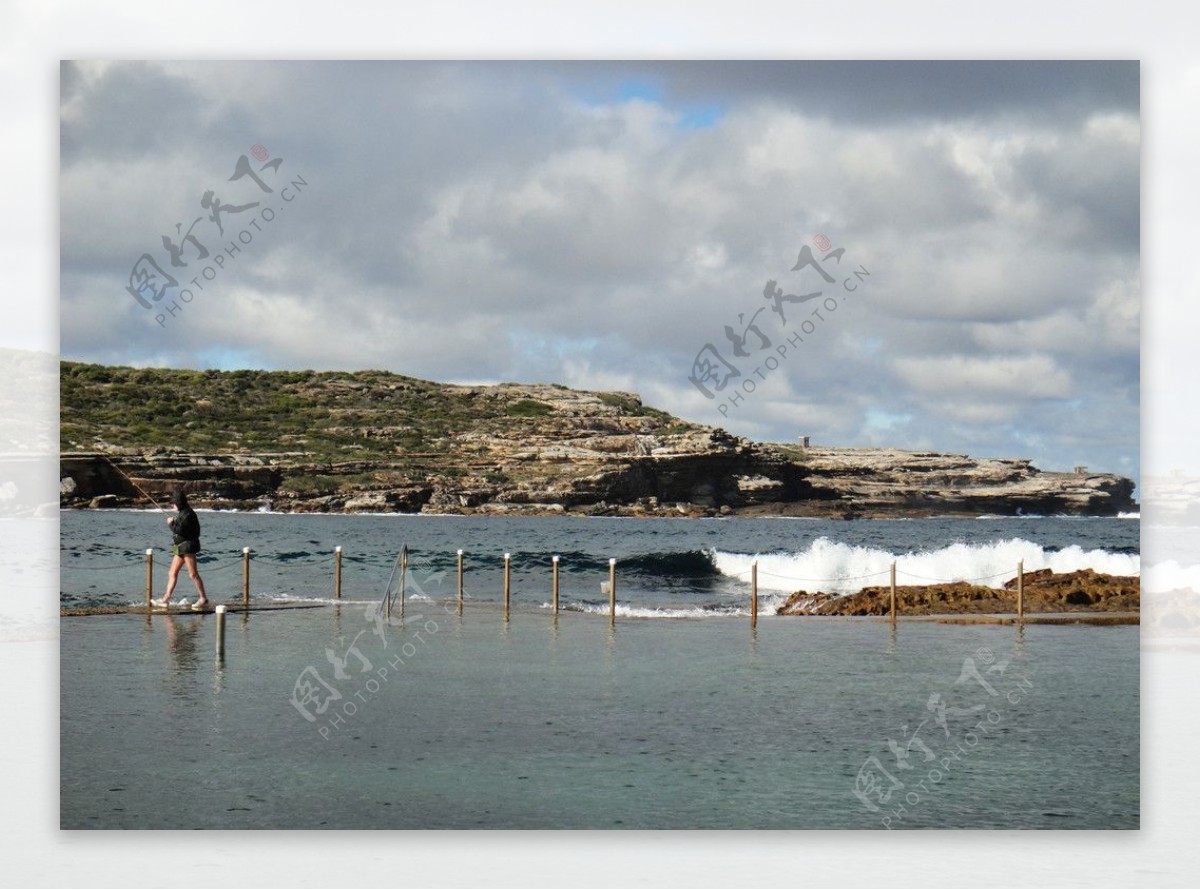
<box><xmin>258</xmin><ymin>556</ymin><xmax>336</xmax><ymax>573</ymax></box>
<box><xmin>627</xmin><ymin>573</ymin><xmax>746</xmax><ymax>583</ymax></box>
<box><xmin>896</xmin><ymin>568</ymin><xmax>1016</xmax><ymax>584</ymax></box>
<box><xmin>59</xmin><ymin>555</ymin><xmax>256</xmax><ymax>573</ymax></box>
<box><xmin>200</xmin><ymin>559</ymin><xmax>244</xmax><ymax>574</ymax></box>
<box><xmin>730</xmin><ymin>565</ymin><xmax>1023</xmax><ymax>586</ymax></box>
<box><xmin>752</xmin><ymin>568</ymin><xmax>892</xmax><ymax>584</ymax></box>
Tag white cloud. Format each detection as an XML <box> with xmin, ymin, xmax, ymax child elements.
<box><xmin>893</xmin><ymin>354</ymin><xmax>1072</xmax><ymax>399</ymax></box>
<box><xmin>58</xmin><ymin>61</ymin><xmax>1139</xmax><ymax>480</ymax></box>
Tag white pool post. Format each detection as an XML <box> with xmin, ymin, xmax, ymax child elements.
<box><xmin>890</xmin><ymin>561</ymin><xmax>897</xmax><ymax>623</ymax></box>
<box><xmin>215</xmin><ymin>605</ymin><xmax>227</xmax><ymax>660</ymax></box>
<box><xmin>456</xmin><ymin>549</ymin><xmax>464</xmax><ymax>615</ymax></box>
<box><xmin>1017</xmin><ymin>560</ymin><xmax>1024</xmax><ymax>622</ymax></box>
<box><xmin>751</xmin><ymin>560</ymin><xmax>758</xmax><ymax>629</ymax></box>
<box><xmin>503</xmin><ymin>553</ymin><xmax>511</xmax><ymax>622</ymax></box>
<box><xmin>145</xmin><ymin>549</ymin><xmax>154</xmax><ymax>610</ymax></box>
<box><xmin>242</xmin><ymin>547</ymin><xmax>251</xmax><ymax>607</ymax></box>
<box><xmin>552</xmin><ymin>555</ymin><xmax>560</xmax><ymax>614</ymax></box>
<box><xmin>400</xmin><ymin>545</ymin><xmax>408</xmax><ymax>618</ymax></box>
<box><xmin>609</xmin><ymin>558</ymin><xmax>616</xmax><ymax>625</ymax></box>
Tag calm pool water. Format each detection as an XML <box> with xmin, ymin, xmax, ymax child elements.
<box><xmin>60</xmin><ymin>602</ymin><xmax>1138</xmax><ymax>829</ymax></box>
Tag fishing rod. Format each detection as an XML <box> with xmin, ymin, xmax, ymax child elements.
<box><xmin>104</xmin><ymin>456</ymin><xmax>170</xmax><ymax>512</ymax></box>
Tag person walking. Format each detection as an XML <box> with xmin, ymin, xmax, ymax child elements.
<box><xmin>152</xmin><ymin>487</ymin><xmax>211</xmax><ymax>611</ymax></box>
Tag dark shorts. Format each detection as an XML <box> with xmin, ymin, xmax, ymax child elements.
<box><xmin>173</xmin><ymin>540</ymin><xmax>201</xmax><ymax>557</ymax></box>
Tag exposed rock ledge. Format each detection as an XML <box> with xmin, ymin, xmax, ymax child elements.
<box><xmin>776</xmin><ymin>569</ymin><xmax>1140</xmax><ymax>615</ymax></box>
<box><xmin>58</xmin><ymin>364</ymin><xmax>1136</xmax><ymax>517</ymax></box>
<box><xmin>59</xmin><ymin>442</ymin><xmax>1136</xmax><ymax>518</ymax></box>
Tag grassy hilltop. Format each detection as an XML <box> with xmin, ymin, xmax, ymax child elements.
<box><xmin>62</xmin><ymin>362</ymin><xmax>691</xmax><ymax>462</ymax></box>
<box><xmin>59</xmin><ymin>361</ymin><xmax>1136</xmax><ymax>517</ymax></box>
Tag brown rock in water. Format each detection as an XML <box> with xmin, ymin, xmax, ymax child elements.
<box><xmin>1002</xmin><ymin>567</ymin><xmax>1140</xmax><ymax>611</ymax></box>
<box><xmin>776</xmin><ymin>570</ymin><xmax>1139</xmax><ymax>616</ymax></box>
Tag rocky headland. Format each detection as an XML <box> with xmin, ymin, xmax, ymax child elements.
<box><xmin>60</xmin><ymin>362</ymin><xmax>1138</xmax><ymax>518</ymax></box>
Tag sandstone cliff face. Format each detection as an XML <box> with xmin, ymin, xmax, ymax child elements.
<box><xmin>787</xmin><ymin>447</ymin><xmax>1135</xmax><ymax>518</ymax></box>
<box><xmin>60</xmin><ymin>438</ymin><xmax>1135</xmax><ymax>518</ymax></box>
<box><xmin>59</xmin><ymin>365</ymin><xmax>1136</xmax><ymax>517</ymax></box>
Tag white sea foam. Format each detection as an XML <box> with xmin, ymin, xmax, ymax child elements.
<box><xmin>268</xmin><ymin>595</ymin><xmax>376</xmax><ymax>605</ymax></box>
<box><xmin>712</xmin><ymin>537</ymin><xmax>1140</xmax><ymax>593</ymax></box>
<box><xmin>566</xmin><ymin>602</ymin><xmax>742</xmax><ymax>620</ymax></box>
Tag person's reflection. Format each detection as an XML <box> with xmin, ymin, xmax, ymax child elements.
<box><xmin>162</xmin><ymin>615</ymin><xmax>202</xmax><ymax>697</ymax></box>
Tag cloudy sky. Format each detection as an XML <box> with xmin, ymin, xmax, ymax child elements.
<box><xmin>60</xmin><ymin>60</ymin><xmax>1139</xmax><ymax>483</ymax></box>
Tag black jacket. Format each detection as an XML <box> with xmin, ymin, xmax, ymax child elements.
<box><xmin>172</xmin><ymin>506</ymin><xmax>201</xmax><ymax>548</ymax></box>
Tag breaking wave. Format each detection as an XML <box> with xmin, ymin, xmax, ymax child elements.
<box><xmin>712</xmin><ymin>537</ymin><xmax>1141</xmax><ymax>594</ymax></box>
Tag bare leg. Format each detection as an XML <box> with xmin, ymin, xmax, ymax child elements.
<box><xmin>163</xmin><ymin>555</ymin><xmax>184</xmax><ymax>603</ymax></box>
<box><xmin>184</xmin><ymin>554</ymin><xmax>208</xmax><ymax>604</ymax></box>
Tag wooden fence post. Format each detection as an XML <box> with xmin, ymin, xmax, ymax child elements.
<box><xmin>400</xmin><ymin>545</ymin><xmax>407</xmax><ymax>618</ymax></box>
<box><xmin>1017</xmin><ymin>559</ymin><xmax>1024</xmax><ymax>622</ymax></box>
<box><xmin>890</xmin><ymin>561</ymin><xmax>897</xmax><ymax>623</ymax></box>
<box><xmin>503</xmin><ymin>553</ymin><xmax>511</xmax><ymax>622</ymax></box>
<box><xmin>145</xmin><ymin>549</ymin><xmax>153</xmax><ymax>610</ymax></box>
<box><xmin>215</xmin><ymin>605</ymin><xmax>226</xmax><ymax>659</ymax></box>
<box><xmin>608</xmin><ymin>558</ymin><xmax>616</xmax><ymax>625</ymax></box>
<box><xmin>552</xmin><ymin>555</ymin><xmax>560</xmax><ymax>614</ymax></box>
<box><xmin>751</xmin><ymin>560</ymin><xmax>758</xmax><ymax>629</ymax></box>
<box><xmin>457</xmin><ymin>549</ymin><xmax>464</xmax><ymax>615</ymax></box>
<box><xmin>242</xmin><ymin>547</ymin><xmax>250</xmax><ymax>607</ymax></box>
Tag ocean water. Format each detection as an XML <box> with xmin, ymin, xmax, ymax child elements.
<box><xmin>59</xmin><ymin>512</ymin><xmax>1139</xmax><ymax>829</ymax></box>
<box><xmin>59</xmin><ymin>511</ymin><xmax>1140</xmax><ymax>613</ymax></box>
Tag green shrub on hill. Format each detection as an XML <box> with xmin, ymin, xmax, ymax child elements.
<box><xmin>59</xmin><ymin>361</ymin><xmax>697</xmax><ymax>466</ymax></box>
